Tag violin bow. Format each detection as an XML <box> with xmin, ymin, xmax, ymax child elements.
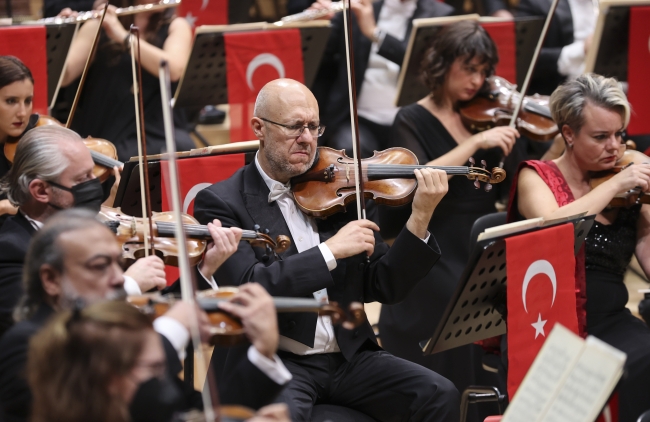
<box><xmin>341</xmin><ymin>0</ymin><xmax>367</xmax><ymax>221</ymax></box>
<box><xmin>65</xmin><ymin>3</ymin><xmax>109</xmax><ymax>127</ymax></box>
<box><xmin>159</xmin><ymin>60</ymin><xmax>219</xmax><ymax>422</ymax></box>
<box><xmin>501</xmin><ymin>0</ymin><xmax>561</xmax><ymax>167</ymax></box>
<box><xmin>129</xmin><ymin>25</ymin><xmax>156</xmax><ymax>256</ymax></box>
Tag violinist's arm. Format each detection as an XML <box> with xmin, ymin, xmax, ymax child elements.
<box><xmin>634</xmin><ymin>205</ymin><xmax>650</xmax><ymax>279</ymax></box>
<box><xmin>61</xmin><ymin>19</ymin><xmax>100</xmax><ymax>86</ymax></box>
<box><xmin>517</xmin><ymin>167</ymin><xmax>615</xmax><ymax>220</ymax></box>
<box><xmin>130</xmin><ymin>17</ymin><xmax>192</xmax><ymax>82</ymax></box>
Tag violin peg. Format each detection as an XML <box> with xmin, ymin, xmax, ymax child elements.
<box><xmin>253</xmin><ymin>224</ymin><xmax>261</xmax><ymax>232</ymax></box>
<box><xmin>481</xmin><ymin>160</ymin><xmax>487</xmax><ymax>169</ymax></box>
<box><xmin>264</xmin><ymin>228</ymin><xmax>270</xmax><ymax>235</ymax></box>
<box><xmin>468</xmin><ymin>157</ymin><xmax>475</xmax><ymax>166</ymax></box>
<box><xmin>474</xmin><ymin>179</ymin><xmax>481</xmax><ymax>189</ymax></box>
<box><xmin>485</xmin><ymin>183</ymin><xmax>493</xmax><ymax>192</ymax></box>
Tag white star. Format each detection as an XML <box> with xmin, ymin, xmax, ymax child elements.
<box><xmin>531</xmin><ymin>313</ymin><xmax>547</xmax><ymax>339</ymax></box>
<box><xmin>184</xmin><ymin>12</ymin><xmax>197</xmax><ymax>28</ymax></box>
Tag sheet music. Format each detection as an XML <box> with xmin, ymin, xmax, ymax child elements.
<box><xmin>502</xmin><ymin>325</ymin><xmax>584</xmax><ymax>422</ymax></box>
<box><xmin>542</xmin><ymin>336</ymin><xmax>626</xmax><ymax>422</ymax></box>
<box><xmin>502</xmin><ymin>324</ymin><xmax>627</xmax><ymax>422</ymax></box>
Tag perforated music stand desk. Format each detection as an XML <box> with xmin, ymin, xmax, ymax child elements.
<box><xmin>584</xmin><ymin>0</ymin><xmax>650</xmax><ymax>79</ymax></box>
<box><xmin>45</xmin><ymin>23</ymin><xmax>76</xmax><ymax>105</ymax></box>
<box><xmin>173</xmin><ymin>20</ymin><xmax>331</xmax><ymax>108</ymax></box>
<box><xmin>422</xmin><ymin>214</ymin><xmax>595</xmax><ymax>355</ymax></box>
<box><xmin>395</xmin><ymin>15</ymin><xmax>544</xmax><ymax>107</ymax></box>
<box><xmin>112</xmin><ymin>140</ymin><xmax>260</xmax><ymax>216</ymax></box>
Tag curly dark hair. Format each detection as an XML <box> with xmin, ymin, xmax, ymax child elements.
<box><xmin>420</xmin><ymin>20</ymin><xmax>498</xmax><ymax>106</ymax></box>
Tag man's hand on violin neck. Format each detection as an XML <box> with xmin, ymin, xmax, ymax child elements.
<box><xmin>125</xmin><ymin>255</ymin><xmax>166</xmax><ymax>292</ymax></box>
<box><xmin>407</xmin><ymin>168</ymin><xmax>448</xmax><ymax>239</ymax></box>
<box><xmin>325</xmin><ymin>219</ymin><xmax>379</xmax><ymax>260</ymax></box>
<box><xmin>200</xmin><ymin>219</ymin><xmax>243</xmax><ymax>279</ymax></box>
<box><xmin>217</xmin><ymin>283</ymin><xmax>279</xmax><ymax>360</ymax></box>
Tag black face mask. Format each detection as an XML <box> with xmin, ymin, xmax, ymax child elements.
<box><xmin>48</xmin><ymin>178</ymin><xmax>104</xmax><ymax>213</ymax></box>
<box><xmin>129</xmin><ymin>376</ymin><xmax>184</xmax><ymax>422</ymax></box>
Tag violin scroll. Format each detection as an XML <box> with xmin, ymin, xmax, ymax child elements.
<box><xmin>466</xmin><ymin>157</ymin><xmax>507</xmax><ymax>192</ymax></box>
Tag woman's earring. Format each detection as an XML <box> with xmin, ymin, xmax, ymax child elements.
<box><xmin>567</xmin><ymin>143</ymin><xmax>574</xmax><ymax>148</ymax></box>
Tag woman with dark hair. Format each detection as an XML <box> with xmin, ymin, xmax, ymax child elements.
<box><xmin>61</xmin><ymin>0</ymin><xmax>194</xmax><ymax>161</ymax></box>
<box><xmin>378</xmin><ymin>20</ymin><xmax>518</xmax><ymax>421</ymax></box>
<box><xmin>0</xmin><ymin>56</ymin><xmax>35</xmax><ymax>222</ymax></box>
<box><xmin>28</xmin><ymin>300</ymin><xmax>183</xmax><ymax>422</ymax></box>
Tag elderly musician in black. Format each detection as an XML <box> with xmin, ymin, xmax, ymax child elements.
<box><xmin>194</xmin><ymin>78</ymin><xmax>459</xmax><ymax>421</ymax></box>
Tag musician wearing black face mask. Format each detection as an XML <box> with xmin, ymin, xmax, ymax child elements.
<box><xmin>0</xmin><ymin>125</ymin><xmax>167</xmax><ymax>338</ymax></box>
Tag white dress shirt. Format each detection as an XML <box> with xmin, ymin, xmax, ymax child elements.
<box><xmin>255</xmin><ymin>155</ymin><xmax>342</xmax><ymax>355</ymax></box>
<box><xmin>357</xmin><ymin>0</ymin><xmax>418</xmax><ymax>126</ymax></box>
<box><xmin>557</xmin><ymin>0</ymin><xmax>597</xmax><ymax>79</ymax></box>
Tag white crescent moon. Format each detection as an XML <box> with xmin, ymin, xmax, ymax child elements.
<box><xmin>201</xmin><ymin>0</ymin><xmax>209</xmax><ymax>10</ymax></box>
<box><xmin>522</xmin><ymin>259</ymin><xmax>557</xmax><ymax>313</ymax></box>
<box><xmin>183</xmin><ymin>183</ymin><xmax>212</xmax><ymax>213</ymax></box>
<box><xmin>246</xmin><ymin>53</ymin><xmax>285</xmax><ymax>92</ymax></box>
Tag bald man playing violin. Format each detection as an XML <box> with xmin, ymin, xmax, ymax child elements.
<box><xmin>194</xmin><ymin>78</ymin><xmax>459</xmax><ymax>422</ymax></box>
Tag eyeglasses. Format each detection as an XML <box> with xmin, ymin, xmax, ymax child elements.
<box><xmin>259</xmin><ymin>117</ymin><xmax>326</xmax><ymax>138</ymax></box>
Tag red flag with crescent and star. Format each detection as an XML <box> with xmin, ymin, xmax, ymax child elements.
<box><xmin>159</xmin><ymin>153</ymin><xmax>245</xmax><ymax>285</ymax></box>
<box><xmin>506</xmin><ymin>223</ymin><xmax>578</xmax><ymax>398</ymax></box>
<box><xmin>0</xmin><ymin>26</ymin><xmax>48</xmax><ymax>115</ymax></box>
<box><xmin>224</xmin><ymin>29</ymin><xmax>304</xmax><ymax>142</ymax></box>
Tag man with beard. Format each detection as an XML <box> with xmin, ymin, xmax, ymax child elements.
<box><xmin>0</xmin><ymin>209</ymin><xmax>292</xmax><ymax>422</ymax></box>
<box><xmin>0</xmin><ymin>125</ymin><xmax>234</xmax><ymax>337</ymax></box>
<box><xmin>194</xmin><ymin>79</ymin><xmax>459</xmax><ymax>421</ymax></box>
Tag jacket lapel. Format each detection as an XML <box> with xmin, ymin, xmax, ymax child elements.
<box><xmin>240</xmin><ymin>164</ymin><xmax>299</xmax><ymax>258</ymax></box>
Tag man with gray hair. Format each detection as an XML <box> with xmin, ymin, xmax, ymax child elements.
<box><xmin>0</xmin><ymin>125</ymin><xmax>237</xmax><ymax>337</ymax></box>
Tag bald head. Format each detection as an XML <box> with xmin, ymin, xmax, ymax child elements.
<box><xmin>253</xmin><ymin>78</ymin><xmax>319</xmax><ymax>120</ymax></box>
<box><xmin>251</xmin><ymin>78</ymin><xmax>320</xmax><ymax>183</ymax></box>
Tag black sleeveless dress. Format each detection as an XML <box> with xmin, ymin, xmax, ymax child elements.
<box><xmin>584</xmin><ymin>207</ymin><xmax>650</xmax><ymax>422</ymax></box>
<box><xmin>70</xmin><ymin>24</ymin><xmax>194</xmax><ymax>162</ymax></box>
<box><xmin>378</xmin><ymin>103</ymin><xmax>504</xmax><ymax>422</ymax></box>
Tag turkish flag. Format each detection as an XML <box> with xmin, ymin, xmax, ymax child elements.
<box><xmin>626</xmin><ymin>6</ymin><xmax>650</xmax><ymax>135</ymax></box>
<box><xmin>159</xmin><ymin>153</ymin><xmax>245</xmax><ymax>285</ymax></box>
<box><xmin>224</xmin><ymin>29</ymin><xmax>304</xmax><ymax>142</ymax></box>
<box><xmin>0</xmin><ymin>26</ymin><xmax>48</xmax><ymax>115</ymax></box>
<box><xmin>177</xmin><ymin>0</ymin><xmax>228</xmax><ymax>28</ymax></box>
<box><xmin>506</xmin><ymin>223</ymin><xmax>578</xmax><ymax>397</ymax></box>
<box><xmin>481</xmin><ymin>21</ymin><xmax>517</xmax><ymax>85</ymax></box>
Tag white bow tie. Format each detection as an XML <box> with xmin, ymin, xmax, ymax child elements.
<box><xmin>268</xmin><ymin>183</ymin><xmax>293</xmax><ymax>203</ymax></box>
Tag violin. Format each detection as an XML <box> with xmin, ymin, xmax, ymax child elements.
<box><xmin>590</xmin><ymin>147</ymin><xmax>650</xmax><ymax>208</ymax></box>
<box><xmin>459</xmin><ymin>76</ymin><xmax>559</xmax><ymax>142</ymax></box>
<box><xmin>3</xmin><ymin>114</ymin><xmax>123</xmax><ymax>183</ymax></box>
<box><xmin>290</xmin><ymin>146</ymin><xmax>506</xmax><ymax>218</ymax></box>
<box><xmin>128</xmin><ymin>287</ymin><xmax>366</xmax><ymax>347</ymax></box>
<box><xmin>98</xmin><ymin>206</ymin><xmax>291</xmax><ymax>266</ymax></box>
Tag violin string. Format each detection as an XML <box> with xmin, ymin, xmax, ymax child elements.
<box><xmin>154</xmin><ymin>222</ymin><xmax>258</xmax><ymax>239</ymax></box>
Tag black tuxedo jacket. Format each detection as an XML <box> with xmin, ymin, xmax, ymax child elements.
<box><xmin>516</xmin><ymin>0</ymin><xmax>574</xmax><ymax>95</ymax></box>
<box><xmin>193</xmin><ymin>162</ymin><xmax>442</xmax><ymax>361</ymax></box>
<box><xmin>0</xmin><ymin>213</ymin><xmax>35</xmax><ymax>337</ymax></box>
<box><xmin>316</xmin><ymin>0</ymin><xmax>454</xmax><ymax>141</ymax></box>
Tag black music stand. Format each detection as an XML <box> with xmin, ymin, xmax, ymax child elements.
<box><xmin>584</xmin><ymin>0</ymin><xmax>650</xmax><ymax>80</ymax></box>
<box><xmin>45</xmin><ymin>23</ymin><xmax>76</xmax><ymax>105</ymax></box>
<box><xmin>113</xmin><ymin>143</ymin><xmax>259</xmax><ymax>216</ymax></box>
<box><xmin>395</xmin><ymin>16</ymin><xmax>544</xmax><ymax>107</ymax></box>
<box><xmin>422</xmin><ymin>214</ymin><xmax>594</xmax><ymax>355</ymax></box>
<box><xmin>173</xmin><ymin>21</ymin><xmax>331</xmax><ymax>108</ymax></box>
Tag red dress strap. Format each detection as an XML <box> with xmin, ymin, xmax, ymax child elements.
<box><xmin>508</xmin><ymin>160</ymin><xmax>587</xmax><ymax>337</ymax></box>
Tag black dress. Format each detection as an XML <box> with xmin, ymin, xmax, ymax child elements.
<box><xmin>377</xmin><ymin>103</ymin><xmax>504</xmax><ymax>422</ymax></box>
<box><xmin>583</xmin><ymin>207</ymin><xmax>650</xmax><ymax>422</ymax></box>
<box><xmin>70</xmin><ymin>24</ymin><xmax>194</xmax><ymax>162</ymax></box>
